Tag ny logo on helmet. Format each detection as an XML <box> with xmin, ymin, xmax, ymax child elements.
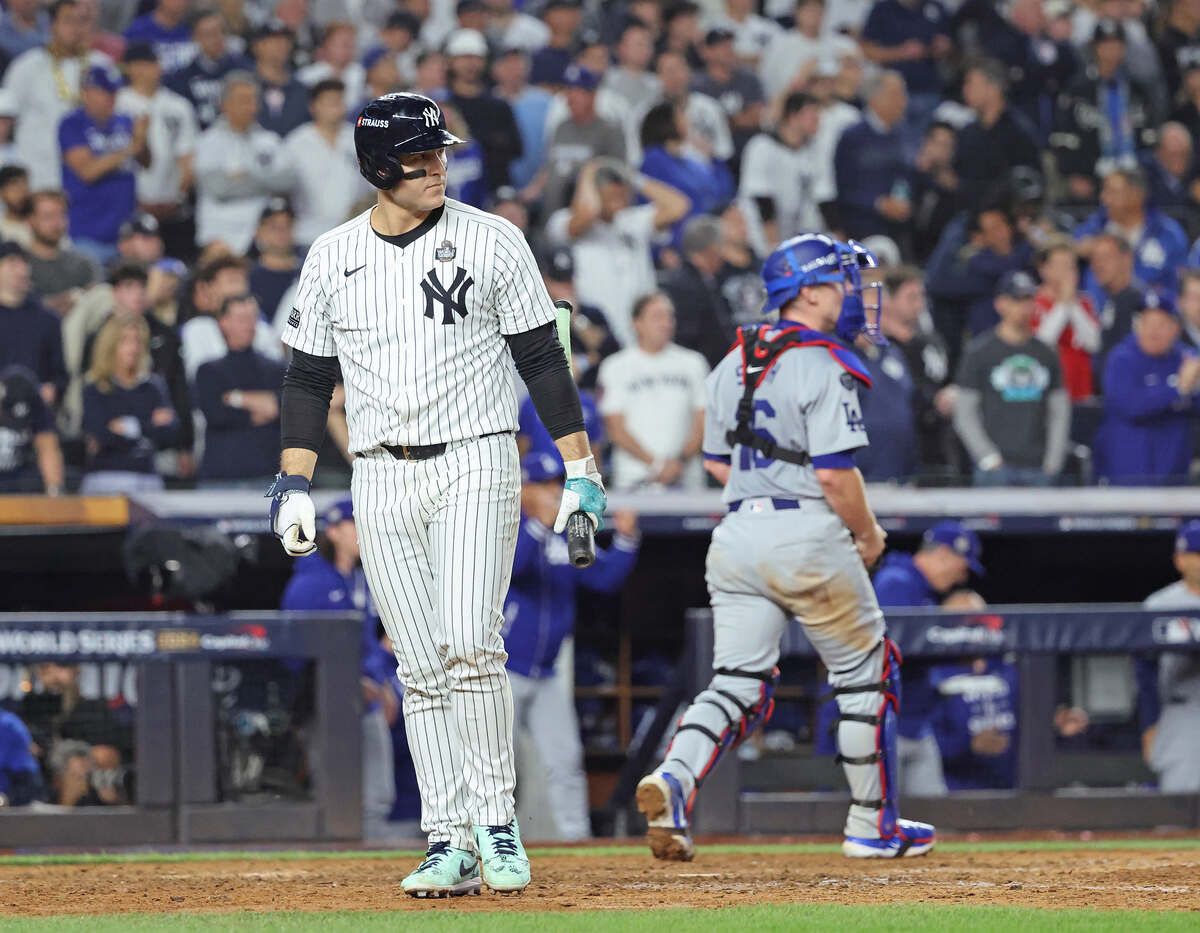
<box><xmin>421</xmin><ymin>266</ymin><xmax>474</xmax><ymax>324</ymax></box>
<box><xmin>422</xmin><ymin>106</ymin><xmax>439</xmax><ymax>127</ymax></box>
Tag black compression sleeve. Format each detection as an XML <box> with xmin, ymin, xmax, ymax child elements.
<box><xmin>505</xmin><ymin>322</ymin><xmax>585</xmax><ymax>440</ymax></box>
<box><xmin>281</xmin><ymin>349</ymin><xmax>339</xmax><ymax>452</ymax></box>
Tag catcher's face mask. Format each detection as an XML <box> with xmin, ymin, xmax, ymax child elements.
<box><xmin>835</xmin><ymin>240</ymin><xmax>885</xmax><ymax>346</ymax></box>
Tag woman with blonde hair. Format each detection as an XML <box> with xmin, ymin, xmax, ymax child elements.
<box><xmin>80</xmin><ymin>315</ymin><xmax>179</xmax><ymax>493</ymax></box>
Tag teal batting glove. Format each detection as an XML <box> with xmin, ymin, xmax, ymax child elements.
<box><xmin>553</xmin><ymin>456</ymin><xmax>606</xmax><ymax>533</ymax></box>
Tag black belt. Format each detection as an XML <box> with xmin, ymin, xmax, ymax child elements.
<box><xmin>380</xmin><ymin>431</ymin><xmax>510</xmax><ymax>462</ymax></box>
<box><xmin>728</xmin><ymin>497</ymin><xmax>803</xmax><ymax>512</ymax></box>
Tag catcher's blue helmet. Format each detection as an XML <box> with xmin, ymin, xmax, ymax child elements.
<box><xmin>761</xmin><ymin>233</ymin><xmax>845</xmax><ymax>312</ymax></box>
<box><xmin>354</xmin><ymin>92</ymin><xmax>464</xmax><ymax>190</ymax></box>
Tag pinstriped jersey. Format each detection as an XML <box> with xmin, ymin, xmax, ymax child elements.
<box><xmin>282</xmin><ymin>198</ymin><xmax>557</xmax><ymax>452</ymax></box>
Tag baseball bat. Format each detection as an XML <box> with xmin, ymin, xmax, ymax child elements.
<box><xmin>554</xmin><ymin>298</ymin><xmax>597</xmax><ymax>569</ymax></box>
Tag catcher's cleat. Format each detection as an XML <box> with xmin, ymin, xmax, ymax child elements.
<box><xmin>843</xmin><ymin>819</ymin><xmax>936</xmax><ymax>859</ymax></box>
<box><xmin>473</xmin><ymin>819</ymin><xmax>531</xmax><ymax>893</ymax></box>
<box><xmin>636</xmin><ymin>771</ymin><xmax>695</xmax><ymax>861</ymax></box>
<box><xmin>400</xmin><ymin>842</ymin><xmax>481</xmax><ymax>897</ymax></box>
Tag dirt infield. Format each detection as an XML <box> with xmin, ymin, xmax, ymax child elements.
<box><xmin>2</xmin><ymin>843</ymin><xmax>1199</xmax><ymax>916</ymax></box>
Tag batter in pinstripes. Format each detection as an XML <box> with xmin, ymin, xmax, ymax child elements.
<box><xmin>266</xmin><ymin>93</ymin><xmax>606</xmax><ymax>897</ymax></box>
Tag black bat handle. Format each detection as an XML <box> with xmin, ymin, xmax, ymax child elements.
<box><xmin>566</xmin><ymin>511</ymin><xmax>595</xmax><ymax>568</ymax></box>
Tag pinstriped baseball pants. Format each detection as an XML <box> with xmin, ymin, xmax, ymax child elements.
<box><xmin>353</xmin><ymin>432</ymin><xmax>520</xmax><ymax>852</ymax></box>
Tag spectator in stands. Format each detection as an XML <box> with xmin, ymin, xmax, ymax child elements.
<box><xmin>492</xmin><ymin>47</ymin><xmax>552</xmax><ymax>192</ymax></box>
<box><xmin>910</xmin><ymin>120</ymin><xmax>958</xmax><ymax>264</ymax></box>
<box><xmin>1075</xmin><ymin>168</ymin><xmax>1188</xmax><ymax>295</ymax></box>
<box><xmin>147</xmin><ymin>256</ymin><xmax>184</xmax><ymax>327</ymax></box>
<box><xmin>297</xmin><ymin>23</ymin><xmax>364</xmax><ymax>109</ymax></box>
<box><xmin>597</xmin><ymin>292</ymin><xmax>708</xmax><ymax>490</ymax></box>
<box><xmin>26</xmin><ymin>190</ymin><xmax>98</xmax><ymax>317</ymax></box>
<box><xmin>536</xmin><ymin>64</ymin><xmax>627</xmax><ymax>217</ymax></box>
<box><xmin>714</xmin><ymin>201</ymin><xmax>764</xmax><ymax>326</ymax></box>
<box><xmin>48</xmin><ymin>739</ymin><xmax>104</xmax><ymax>806</ymax></box>
<box><xmin>1170</xmin><ymin>48</ymin><xmax>1200</xmax><ymax>142</ymax></box>
<box><xmin>250</xmin><ymin>198</ymin><xmax>302</xmax><ymax>328</ymax></box>
<box><xmin>871</xmin><ymin>521</ymin><xmax>985</xmax><ymax>795</ymax></box>
<box><xmin>658</xmin><ymin>215</ymin><xmax>735</xmax><ymax>368</ymax></box>
<box><xmin>1052</xmin><ymin>20</ymin><xmax>1158</xmax><ymax>203</ymax></box>
<box><xmin>957</xmin><ymin>202</ymin><xmax>1035</xmax><ymax>337</ymax></box>
<box><xmin>706</xmin><ymin>0</ymin><xmax>782</xmax><ymax>68</ymax></box>
<box><xmin>116</xmin><ymin>212</ymin><xmax>165</xmax><ymax>266</ymax></box>
<box><xmin>1158</xmin><ymin>0</ymin><xmax>1200</xmax><ymax>103</ymax></box>
<box><xmin>182</xmin><ymin>255</ymin><xmax>281</xmax><ymax>378</ymax></box>
<box><xmin>855</xmin><ymin>330</ymin><xmax>917</xmax><ymax>484</ymax></box>
<box><xmin>1033</xmin><ymin>237</ymin><xmax>1101</xmax><ymax>401</ymax></box>
<box><xmin>529</xmin><ymin>0</ymin><xmax>580</xmax><ymax>87</ymax></box>
<box><xmin>602</xmin><ymin>19</ymin><xmax>658</xmax><ymax>113</ymax></box>
<box><xmin>194</xmin><ymin>72</ymin><xmax>284</xmax><ymax>255</ymax></box>
<box><xmin>537</xmin><ymin>245</ymin><xmax>617</xmax><ymax>392</ymax></box>
<box><xmin>954</xmin><ymin>271</ymin><xmax>1070</xmax><ymax>487</ymax></box>
<box><xmin>0</xmin><ymin>0</ymin><xmax>48</xmax><ymax>66</ymax></box>
<box><xmin>1179</xmin><ymin>269</ymin><xmax>1200</xmax><ymax>350</ymax></box>
<box><xmin>446</xmin><ymin>28</ymin><xmax>521</xmax><ymax>195</ymax></box>
<box><xmin>739</xmin><ymin>92</ymin><xmax>829</xmax><ymax>254</ymax></box>
<box><xmin>2</xmin><ymin>0</ymin><xmax>92</xmax><ymax>190</ymax></box>
<box><xmin>194</xmin><ymin>294</ymin><xmax>287</xmax><ymax>484</ymax></box>
<box><xmin>485</xmin><ymin>0</ymin><xmax>549</xmax><ymax>53</ymax></box>
<box><xmin>0</xmin><ymin>165</ymin><xmax>30</xmax><ymax>246</ymax></box>
<box><xmin>168</xmin><ymin>10</ymin><xmax>253</xmax><ymax>131</ymax></box>
<box><xmin>0</xmin><ymin>241</ymin><xmax>66</xmax><ymax>407</ymax></box>
<box><xmin>546</xmin><ymin>158</ymin><xmax>689</xmax><ymax>348</ymax></box>
<box><xmin>955</xmin><ymin>58</ymin><xmax>1040</xmax><ymax>212</ymax></box>
<box><xmin>759</xmin><ymin>0</ymin><xmax>858</xmax><ymax>101</ymax></box>
<box><xmin>359</xmin><ymin>44</ymin><xmax>403</xmax><ymax>111</ymax></box>
<box><xmin>0</xmin><ymin>365</ymin><xmax>63</xmax><ymax>494</ymax></box>
<box><xmin>834</xmin><ymin>69</ymin><xmax>912</xmax><ymax>244</ymax></box>
<box><xmin>81</xmin><ymin>314</ymin><xmax>179</xmax><ymax>492</ymax></box>
<box><xmin>1142</xmin><ymin>122</ymin><xmax>1199</xmax><ymax>238</ymax></box>
<box><xmin>251</xmin><ymin>21</ymin><xmax>311</xmax><ymax>138</ymax></box>
<box><xmin>1085</xmin><ymin>231</ymin><xmax>1146</xmax><ymax>362</ymax></box>
<box><xmin>1137</xmin><ymin>520</ymin><xmax>1200</xmax><ymax>794</ymax></box>
<box><xmin>59</xmin><ymin>64</ymin><xmax>146</xmax><ymax>265</ymax></box>
<box><xmin>504</xmin><ymin>452</ymin><xmax>640</xmax><ymax>840</ymax></box>
<box><xmin>644</xmin><ymin>49</ymin><xmax>733</xmax><ymax>167</ymax></box>
<box><xmin>859</xmin><ymin>0</ymin><xmax>951</xmax><ymax>158</ymax></box>
<box><xmin>273</xmin><ymin>79</ymin><xmax>363</xmax><ymax>247</ymax></box>
<box><xmin>691</xmin><ymin>27</ymin><xmax>764</xmax><ymax>158</ymax></box>
<box><xmin>116</xmin><ymin>42</ymin><xmax>198</xmax><ymax>255</ymax></box>
<box><xmin>124</xmin><ymin>0</ymin><xmax>195</xmax><ymax>75</ymax></box>
<box><xmin>1095</xmin><ymin>291</ymin><xmax>1200</xmax><ymax>485</ymax></box>
<box><xmin>0</xmin><ymin>709</ymin><xmax>44</xmax><ymax>806</ymax></box>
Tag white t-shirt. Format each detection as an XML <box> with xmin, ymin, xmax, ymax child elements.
<box><xmin>738</xmin><ymin>131</ymin><xmax>834</xmax><ymax>249</ymax></box>
<box><xmin>597</xmin><ymin>342</ymin><xmax>710</xmax><ymax>490</ymax></box>
<box><xmin>116</xmin><ymin>85</ymin><xmax>198</xmax><ymax>205</ymax></box>
<box><xmin>545</xmin><ymin>203</ymin><xmax>657</xmax><ymax>349</ymax></box>
<box><xmin>703</xmin><ymin>12</ymin><xmax>783</xmax><ymax>64</ymax></box>
<box><xmin>758</xmin><ymin>31</ymin><xmax>859</xmax><ymax>100</ymax></box>
<box><xmin>273</xmin><ymin>121</ymin><xmax>369</xmax><ymax>247</ymax></box>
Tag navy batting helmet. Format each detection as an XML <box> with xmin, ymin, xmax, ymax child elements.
<box><xmin>354</xmin><ymin>92</ymin><xmax>464</xmax><ymax>190</ymax></box>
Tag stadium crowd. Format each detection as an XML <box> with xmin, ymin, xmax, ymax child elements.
<box><xmin>4</xmin><ymin>0</ymin><xmax>1200</xmax><ymax>491</ymax></box>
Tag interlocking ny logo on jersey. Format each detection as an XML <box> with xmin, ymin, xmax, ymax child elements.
<box><xmin>422</xmin><ymin>106</ymin><xmax>439</xmax><ymax>127</ymax></box>
<box><xmin>421</xmin><ymin>266</ymin><xmax>474</xmax><ymax>324</ymax></box>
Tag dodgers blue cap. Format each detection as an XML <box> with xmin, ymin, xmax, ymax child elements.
<box><xmin>521</xmin><ymin>452</ymin><xmax>564</xmax><ymax>483</ymax></box>
<box><xmin>84</xmin><ymin>64</ymin><xmax>124</xmax><ymax>94</ymax></box>
<box><xmin>563</xmin><ymin>64</ymin><xmax>600</xmax><ymax>91</ymax></box>
<box><xmin>1141</xmin><ymin>287</ymin><xmax>1178</xmax><ymax>318</ymax></box>
<box><xmin>1176</xmin><ymin>520</ymin><xmax>1200</xmax><ymax>554</ymax></box>
<box><xmin>924</xmin><ymin>520</ymin><xmax>985</xmax><ymax>574</ymax></box>
<box><xmin>324</xmin><ymin>496</ymin><xmax>354</xmax><ymax>525</ymax></box>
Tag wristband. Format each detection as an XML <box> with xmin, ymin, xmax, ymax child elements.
<box><xmin>265</xmin><ymin>471</ymin><xmax>311</xmax><ymax>498</ymax></box>
<box><xmin>228</xmin><ymin>390</ymin><xmax>244</xmax><ymax>408</ymax></box>
<box><xmin>564</xmin><ymin>456</ymin><xmax>597</xmax><ymax>479</ymax></box>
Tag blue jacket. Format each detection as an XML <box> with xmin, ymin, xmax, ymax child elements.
<box><xmin>930</xmin><ymin>658</ymin><xmax>1018</xmax><ymax>790</ymax></box>
<box><xmin>640</xmin><ymin>146</ymin><xmax>734</xmax><ymax>250</ymax></box>
<box><xmin>855</xmin><ymin>343</ymin><xmax>917</xmax><ymax>482</ymax></box>
<box><xmin>834</xmin><ymin>118</ymin><xmax>911</xmax><ymax>241</ymax></box>
<box><xmin>874</xmin><ymin>552</ymin><xmax>940</xmax><ymax>740</ymax></box>
<box><xmin>82</xmin><ymin>376</ymin><xmax>179</xmax><ymax>474</ymax></box>
<box><xmin>1095</xmin><ymin>334</ymin><xmax>1200</xmax><ymax>485</ymax></box>
<box><xmin>503</xmin><ymin>517</ymin><xmax>639</xmax><ymax>678</ymax></box>
<box><xmin>0</xmin><ymin>709</ymin><xmax>43</xmax><ymax>805</ymax></box>
<box><xmin>1075</xmin><ymin>208</ymin><xmax>1188</xmax><ymax>294</ymax></box>
<box><xmin>194</xmin><ymin>348</ymin><xmax>287</xmax><ymax>481</ymax></box>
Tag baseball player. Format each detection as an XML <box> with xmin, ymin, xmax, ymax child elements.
<box><xmin>266</xmin><ymin>92</ymin><xmax>606</xmax><ymax>897</ymax></box>
<box><xmin>1137</xmin><ymin>520</ymin><xmax>1200</xmax><ymax>793</ymax></box>
<box><xmin>636</xmin><ymin>234</ymin><xmax>935</xmax><ymax>860</ymax></box>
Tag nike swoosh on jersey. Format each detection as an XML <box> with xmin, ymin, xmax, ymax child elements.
<box><xmin>344</xmin><ymin>264</ymin><xmax>367</xmax><ymax>277</ymax></box>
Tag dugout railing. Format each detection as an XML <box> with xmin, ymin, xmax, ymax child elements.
<box><xmin>678</xmin><ymin>606</ymin><xmax>1200</xmax><ymax>836</ymax></box>
<box><xmin>0</xmin><ymin>612</ymin><xmax>362</xmax><ymax>848</ymax></box>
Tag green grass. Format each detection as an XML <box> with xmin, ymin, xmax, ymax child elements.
<box><xmin>2</xmin><ymin>835</ymin><xmax>1199</xmax><ymax>867</ymax></box>
<box><xmin>4</xmin><ymin>904</ymin><xmax>1199</xmax><ymax>933</ymax></box>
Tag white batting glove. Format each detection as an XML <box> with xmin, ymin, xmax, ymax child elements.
<box><xmin>553</xmin><ymin>456</ymin><xmax>606</xmax><ymax>533</ymax></box>
<box><xmin>267</xmin><ymin>473</ymin><xmax>317</xmax><ymax>557</ymax></box>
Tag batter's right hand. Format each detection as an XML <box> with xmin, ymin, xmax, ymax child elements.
<box><xmin>267</xmin><ymin>472</ymin><xmax>317</xmax><ymax>557</ymax></box>
<box><xmin>554</xmin><ymin>457</ymin><xmax>606</xmax><ymax>533</ymax></box>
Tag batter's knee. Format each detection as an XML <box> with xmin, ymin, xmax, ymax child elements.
<box><xmin>443</xmin><ymin>641</ymin><xmax>509</xmax><ymax>687</ymax></box>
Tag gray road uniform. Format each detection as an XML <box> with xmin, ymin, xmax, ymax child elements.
<box><xmin>1142</xmin><ymin>581</ymin><xmax>1200</xmax><ymax>793</ymax></box>
<box><xmin>659</xmin><ymin>323</ymin><xmax>899</xmax><ymax>840</ymax></box>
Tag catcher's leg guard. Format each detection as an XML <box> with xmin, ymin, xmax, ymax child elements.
<box><xmin>830</xmin><ymin>638</ymin><xmax>934</xmax><ymax>857</ymax></box>
<box><xmin>661</xmin><ymin>665</ymin><xmax>779</xmax><ymax>809</ymax></box>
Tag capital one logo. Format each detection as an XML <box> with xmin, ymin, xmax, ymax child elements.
<box><xmin>423</xmin><ymin>106</ymin><xmax>439</xmax><ymax>128</ymax></box>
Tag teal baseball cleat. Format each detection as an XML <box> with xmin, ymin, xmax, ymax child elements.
<box><xmin>473</xmin><ymin>819</ymin><xmax>531</xmax><ymax>893</ymax></box>
<box><xmin>400</xmin><ymin>842</ymin><xmax>481</xmax><ymax>898</ymax></box>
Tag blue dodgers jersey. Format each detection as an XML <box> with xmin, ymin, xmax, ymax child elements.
<box><xmin>929</xmin><ymin>658</ymin><xmax>1018</xmax><ymax>790</ymax></box>
<box><xmin>58</xmin><ymin>109</ymin><xmax>137</xmax><ymax>243</ymax></box>
<box><xmin>703</xmin><ymin>324</ymin><xmax>871</xmax><ymax>503</ymax></box>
